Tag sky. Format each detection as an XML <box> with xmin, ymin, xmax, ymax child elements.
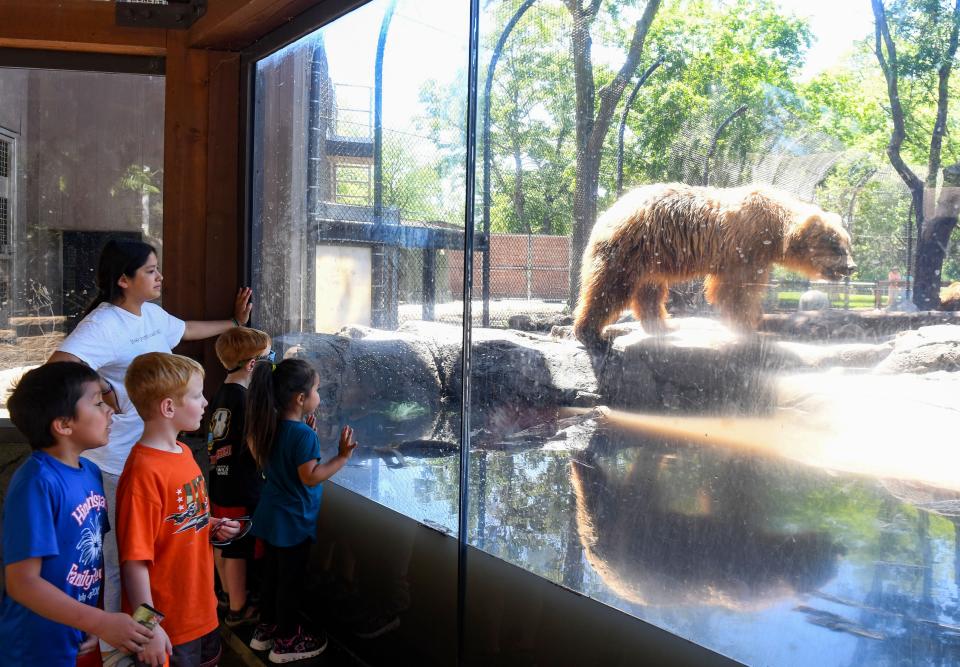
<box><xmin>774</xmin><ymin>0</ymin><xmax>876</xmax><ymax>80</ymax></box>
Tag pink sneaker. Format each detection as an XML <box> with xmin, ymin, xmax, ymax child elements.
<box><xmin>267</xmin><ymin>626</ymin><xmax>327</xmax><ymax>663</ymax></box>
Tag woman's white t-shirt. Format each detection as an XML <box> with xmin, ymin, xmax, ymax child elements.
<box><xmin>58</xmin><ymin>302</ymin><xmax>186</xmax><ymax>475</ymax></box>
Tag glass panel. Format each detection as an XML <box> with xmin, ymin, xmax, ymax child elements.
<box><xmin>251</xmin><ymin>3</ymin><xmax>468</xmax><ymax>660</ymax></box>
<box><xmin>0</xmin><ymin>67</ymin><xmax>164</xmax><ymax>417</ymax></box>
<box><xmin>465</xmin><ymin>1</ymin><xmax>960</xmax><ymax>665</ymax></box>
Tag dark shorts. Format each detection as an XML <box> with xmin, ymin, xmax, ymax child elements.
<box><xmin>212</xmin><ymin>503</ymin><xmax>260</xmax><ymax>560</ymax></box>
<box><xmin>135</xmin><ymin>627</ymin><xmax>220</xmax><ymax>667</ymax></box>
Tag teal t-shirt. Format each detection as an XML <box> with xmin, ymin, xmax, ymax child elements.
<box><xmin>252</xmin><ymin>420</ymin><xmax>323</xmax><ymax>547</ymax></box>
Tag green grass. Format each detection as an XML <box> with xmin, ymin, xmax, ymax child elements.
<box><xmin>776</xmin><ymin>291</ymin><xmax>882</xmax><ymax>310</ymax></box>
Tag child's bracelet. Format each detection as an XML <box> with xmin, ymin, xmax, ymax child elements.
<box><xmin>231</xmin><ymin>317</ymin><xmax>240</xmax><ymax>327</ymax></box>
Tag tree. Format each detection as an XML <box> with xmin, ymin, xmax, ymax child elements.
<box><xmin>871</xmin><ymin>0</ymin><xmax>960</xmax><ymax>308</ymax></box>
<box><xmin>564</xmin><ymin>0</ymin><xmax>662</xmax><ymax>305</ymax></box>
<box><xmin>486</xmin><ymin>1</ymin><xmax>576</xmax><ymax>235</ymax></box>
<box><xmin>615</xmin><ymin>0</ymin><xmax>811</xmax><ymax>194</ymax></box>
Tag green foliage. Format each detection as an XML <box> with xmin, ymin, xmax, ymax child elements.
<box><xmin>411</xmin><ymin>0</ymin><xmax>960</xmax><ymax>280</ymax></box>
<box><xmin>613</xmin><ymin>0</ymin><xmax>811</xmax><ymax>196</ymax></box>
<box><xmin>380</xmin><ymin>136</ymin><xmax>462</xmax><ymax>224</ymax></box>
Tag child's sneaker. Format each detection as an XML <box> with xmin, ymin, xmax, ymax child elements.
<box><xmin>250</xmin><ymin>623</ymin><xmax>277</xmax><ymax>651</ymax></box>
<box><xmin>268</xmin><ymin>626</ymin><xmax>327</xmax><ymax>663</ymax></box>
<box><xmin>225</xmin><ymin>602</ymin><xmax>260</xmax><ymax>628</ymax></box>
<box><xmin>353</xmin><ymin>610</ymin><xmax>400</xmax><ymax>639</ymax></box>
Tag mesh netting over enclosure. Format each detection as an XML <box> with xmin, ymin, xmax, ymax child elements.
<box><xmin>252</xmin><ymin>2</ymin><xmax>934</xmax><ymax>334</ymax></box>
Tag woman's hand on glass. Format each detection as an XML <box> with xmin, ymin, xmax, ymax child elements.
<box><xmin>233</xmin><ymin>287</ymin><xmax>253</xmax><ymax>326</ymax></box>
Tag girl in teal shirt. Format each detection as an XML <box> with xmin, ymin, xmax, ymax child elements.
<box><xmin>246</xmin><ymin>358</ymin><xmax>356</xmax><ymax>664</ymax></box>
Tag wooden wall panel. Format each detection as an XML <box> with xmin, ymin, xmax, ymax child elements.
<box><xmin>201</xmin><ymin>51</ymin><xmax>242</xmax><ymax>392</ymax></box>
<box><xmin>0</xmin><ymin>0</ymin><xmax>166</xmax><ymax>55</ymax></box>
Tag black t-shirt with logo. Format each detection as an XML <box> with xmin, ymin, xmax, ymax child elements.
<box><xmin>206</xmin><ymin>383</ymin><xmax>262</xmax><ymax>508</ymax></box>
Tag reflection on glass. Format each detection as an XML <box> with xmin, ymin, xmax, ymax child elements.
<box><xmin>463</xmin><ymin>0</ymin><xmax>958</xmax><ymax>664</ymax></box>
<box><xmin>0</xmin><ymin>67</ymin><xmax>163</xmax><ymax>417</ymax></box>
<box><xmin>253</xmin><ymin>0</ymin><xmax>960</xmax><ymax>662</ymax></box>
<box><xmin>251</xmin><ymin>0</ymin><xmax>469</xmax><ymax>530</ymax></box>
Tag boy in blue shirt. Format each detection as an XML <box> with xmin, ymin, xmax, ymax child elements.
<box><xmin>0</xmin><ymin>362</ymin><xmax>153</xmax><ymax>666</ymax></box>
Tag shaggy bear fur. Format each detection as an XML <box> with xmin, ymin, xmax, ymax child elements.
<box><xmin>940</xmin><ymin>282</ymin><xmax>960</xmax><ymax>311</ymax></box>
<box><xmin>574</xmin><ymin>183</ymin><xmax>856</xmax><ymax>345</ymax></box>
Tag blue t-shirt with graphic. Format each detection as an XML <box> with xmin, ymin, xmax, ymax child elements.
<box><xmin>252</xmin><ymin>420</ymin><xmax>324</xmax><ymax>547</ymax></box>
<box><xmin>0</xmin><ymin>451</ymin><xmax>109</xmax><ymax>666</ymax></box>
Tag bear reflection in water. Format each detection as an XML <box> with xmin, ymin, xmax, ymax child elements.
<box><xmin>569</xmin><ymin>439</ymin><xmax>844</xmax><ymax>609</ymax></box>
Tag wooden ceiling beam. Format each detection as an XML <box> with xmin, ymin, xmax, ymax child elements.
<box><xmin>0</xmin><ymin>1</ymin><xmax>167</xmax><ymax>56</ymax></box>
<box><xmin>188</xmin><ymin>0</ymin><xmax>323</xmax><ymax>50</ymax></box>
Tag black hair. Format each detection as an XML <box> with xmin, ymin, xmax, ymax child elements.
<box><xmin>8</xmin><ymin>362</ymin><xmax>102</xmax><ymax>450</ymax></box>
<box><xmin>82</xmin><ymin>239</ymin><xmax>157</xmax><ymax>318</ymax></box>
<box><xmin>245</xmin><ymin>358</ymin><xmax>317</xmax><ymax>470</ymax></box>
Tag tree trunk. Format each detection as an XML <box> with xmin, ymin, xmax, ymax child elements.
<box><xmin>915</xmin><ymin>163</ymin><xmax>960</xmax><ymax>308</ymax></box>
<box><xmin>567</xmin><ymin>2</ymin><xmax>597</xmax><ymax>306</ymax></box>
<box><xmin>565</xmin><ymin>0</ymin><xmax>661</xmax><ymax>306</ymax></box>
<box><xmin>570</xmin><ymin>153</ymin><xmax>600</xmax><ymax>303</ymax></box>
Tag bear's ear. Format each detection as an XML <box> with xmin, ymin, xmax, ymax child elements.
<box><xmin>790</xmin><ymin>212</ymin><xmax>824</xmax><ymax>246</ymax></box>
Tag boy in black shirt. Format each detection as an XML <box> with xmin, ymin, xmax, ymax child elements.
<box><xmin>207</xmin><ymin>326</ymin><xmax>272</xmax><ymax>627</ymax></box>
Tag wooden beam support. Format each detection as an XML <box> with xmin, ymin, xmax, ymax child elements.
<box><xmin>164</xmin><ymin>30</ymin><xmax>211</xmax><ymax>368</ymax></box>
<box><xmin>201</xmin><ymin>50</ymin><xmax>243</xmax><ymax>392</ymax></box>
<box><xmin>0</xmin><ymin>0</ymin><xmax>167</xmax><ymax>56</ymax></box>
<box><xmin>188</xmin><ymin>0</ymin><xmax>322</xmax><ymax>50</ymax></box>
<box><xmin>163</xmin><ymin>38</ymin><xmax>244</xmax><ymax>391</ymax></box>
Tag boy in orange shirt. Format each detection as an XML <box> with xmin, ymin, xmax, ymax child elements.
<box><xmin>116</xmin><ymin>353</ymin><xmax>240</xmax><ymax>666</ymax></box>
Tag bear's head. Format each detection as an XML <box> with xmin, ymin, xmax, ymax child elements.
<box><xmin>783</xmin><ymin>211</ymin><xmax>856</xmax><ymax>280</ymax></box>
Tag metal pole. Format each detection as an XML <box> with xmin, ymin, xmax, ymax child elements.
<box><xmin>703</xmin><ymin>104</ymin><xmax>747</xmax><ymax>187</ymax></box>
<box><xmin>615</xmin><ymin>56</ymin><xmax>664</xmax><ymax>195</ymax></box>
<box><xmin>482</xmin><ymin>0</ymin><xmax>537</xmax><ymax>327</ymax></box>
<box><xmin>458</xmin><ymin>0</ymin><xmax>481</xmax><ymax>661</ymax></box>
<box><xmin>373</xmin><ymin>0</ymin><xmax>396</xmax><ymax>328</ymax></box>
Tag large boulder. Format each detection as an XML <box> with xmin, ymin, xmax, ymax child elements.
<box><xmin>274</xmin><ymin>318</ymin><xmax>958</xmax><ymax>437</ymax></box>
<box><xmin>874</xmin><ymin>324</ymin><xmax>960</xmax><ymax>374</ymax></box>
<box><xmin>760</xmin><ymin>309</ymin><xmax>960</xmax><ymax>340</ymax></box>
<box><xmin>594</xmin><ymin>318</ymin><xmax>787</xmax><ymax>414</ymax></box>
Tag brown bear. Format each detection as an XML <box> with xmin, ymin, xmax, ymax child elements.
<box><xmin>573</xmin><ymin>183</ymin><xmax>856</xmax><ymax>345</ymax></box>
<box><xmin>940</xmin><ymin>281</ymin><xmax>960</xmax><ymax>311</ymax></box>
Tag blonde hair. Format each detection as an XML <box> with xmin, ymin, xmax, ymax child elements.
<box><xmin>126</xmin><ymin>352</ymin><xmax>204</xmax><ymax>416</ymax></box>
<box><xmin>214</xmin><ymin>327</ymin><xmax>272</xmax><ymax>370</ymax></box>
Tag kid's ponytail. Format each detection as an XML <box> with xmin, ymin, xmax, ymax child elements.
<box><xmin>245</xmin><ymin>358</ymin><xmax>317</xmax><ymax>470</ymax></box>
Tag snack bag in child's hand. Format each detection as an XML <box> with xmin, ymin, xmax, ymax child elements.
<box><xmin>132</xmin><ymin>603</ymin><xmax>164</xmax><ymax>630</ymax></box>
<box><xmin>101</xmin><ymin>605</ymin><xmax>165</xmax><ymax>667</ymax></box>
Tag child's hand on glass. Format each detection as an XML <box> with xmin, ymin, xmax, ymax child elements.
<box><xmin>305</xmin><ymin>413</ymin><xmax>319</xmax><ymax>434</ymax></box>
<box><xmin>338</xmin><ymin>425</ymin><xmax>357</xmax><ymax>459</ymax></box>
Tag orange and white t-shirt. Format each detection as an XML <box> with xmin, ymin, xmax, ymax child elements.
<box><xmin>116</xmin><ymin>442</ymin><xmax>218</xmax><ymax>646</ymax></box>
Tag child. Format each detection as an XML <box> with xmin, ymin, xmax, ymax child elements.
<box><xmin>206</xmin><ymin>326</ymin><xmax>272</xmax><ymax>627</ymax></box>
<box><xmin>246</xmin><ymin>358</ymin><xmax>357</xmax><ymax>663</ymax></box>
<box><xmin>0</xmin><ymin>362</ymin><xmax>152</xmax><ymax>666</ymax></box>
<box><xmin>116</xmin><ymin>352</ymin><xmax>240</xmax><ymax>666</ymax></box>
<box><xmin>48</xmin><ymin>238</ymin><xmax>253</xmax><ymax>658</ymax></box>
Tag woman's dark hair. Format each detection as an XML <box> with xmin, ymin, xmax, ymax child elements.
<box><xmin>9</xmin><ymin>362</ymin><xmax>102</xmax><ymax>450</ymax></box>
<box><xmin>246</xmin><ymin>358</ymin><xmax>317</xmax><ymax>470</ymax></box>
<box><xmin>82</xmin><ymin>239</ymin><xmax>157</xmax><ymax>318</ymax></box>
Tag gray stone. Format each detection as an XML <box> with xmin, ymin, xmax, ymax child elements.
<box><xmin>777</xmin><ymin>341</ymin><xmax>894</xmax><ymax>369</ymax></box>
<box><xmin>798</xmin><ymin>289</ymin><xmax>830</xmax><ymax>312</ymax></box>
<box><xmin>874</xmin><ymin>324</ymin><xmax>960</xmax><ymax>374</ymax></box>
<box><xmin>761</xmin><ymin>309</ymin><xmax>960</xmax><ymax>340</ymax></box>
